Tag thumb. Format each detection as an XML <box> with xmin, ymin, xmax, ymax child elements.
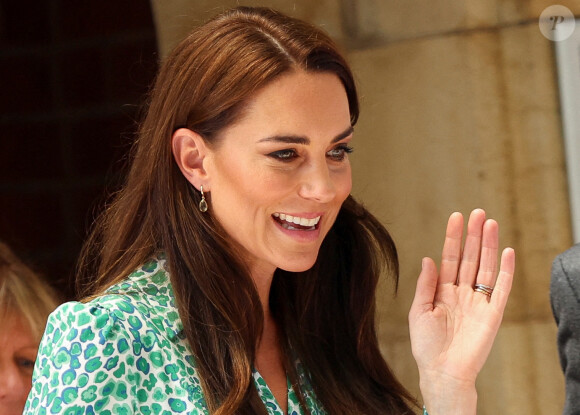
<box><xmin>410</xmin><ymin>257</ymin><xmax>438</xmax><ymax>316</ymax></box>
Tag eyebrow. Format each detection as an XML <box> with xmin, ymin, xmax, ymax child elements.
<box><xmin>257</xmin><ymin>126</ymin><xmax>354</xmax><ymax>145</ymax></box>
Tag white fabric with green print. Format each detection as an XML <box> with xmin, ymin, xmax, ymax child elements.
<box><xmin>23</xmin><ymin>255</ymin><xmax>325</xmax><ymax>415</ymax></box>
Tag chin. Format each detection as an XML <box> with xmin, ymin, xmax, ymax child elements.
<box><xmin>277</xmin><ymin>257</ymin><xmax>318</xmax><ymax>273</ymax></box>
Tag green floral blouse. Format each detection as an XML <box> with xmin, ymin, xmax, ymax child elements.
<box><xmin>23</xmin><ymin>255</ymin><xmax>325</xmax><ymax>415</ymax></box>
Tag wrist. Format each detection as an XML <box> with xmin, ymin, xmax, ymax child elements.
<box><xmin>419</xmin><ymin>371</ymin><xmax>477</xmax><ymax>415</ymax></box>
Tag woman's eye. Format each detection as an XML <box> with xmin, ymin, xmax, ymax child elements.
<box><xmin>16</xmin><ymin>357</ymin><xmax>36</xmax><ymax>372</ymax></box>
<box><xmin>267</xmin><ymin>149</ymin><xmax>298</xmax><ymax>161</ymax></box>
<box><xmin>327</xmin><ymin>145</ymin><xmax>353</xmax><ymax>161</ymax></box>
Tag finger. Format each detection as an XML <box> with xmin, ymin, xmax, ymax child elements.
<box><xmin>457</xmin><ymin>209</ymin><xmax>486</xmax><ymax>286</ymax></box>
<box><xmin>410</xmin><ymin>257</ymin><xmax>439</xmax><ymax>311</ymax></box>
<box><xmin>490</xmin><ymin>247</ymin><xmax>515</xmax><ymax>311</ymax></box>
<box><xmin>474</xmin><ymin>219</ymin><xmax>499</xmax><ymax>290</ymax></box>
<box><xmin>439</xmin><ymin>212</ymin><xmax>464</xmax><ymax>285</ymax></box>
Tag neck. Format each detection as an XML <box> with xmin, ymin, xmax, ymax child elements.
<box><xmin>248</xmin><ymin>261</ymin><xmax>277</xmax><ymax>318</ymax></box>
<box><xmin>249</xmin><ymin>262</ymin><xmax>288</xmax><ymax>413</ymax></box>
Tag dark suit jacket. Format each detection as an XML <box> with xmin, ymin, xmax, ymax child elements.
<box><xmin>552</xmin><ymin>243</ymin><xmax>580</xmax><ymax>415</ymax></box>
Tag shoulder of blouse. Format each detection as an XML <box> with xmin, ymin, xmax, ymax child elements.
<box><xmin>23</xmin><ymin>256</ymin><xmax>207</xmax><ymax>414</ymax></box>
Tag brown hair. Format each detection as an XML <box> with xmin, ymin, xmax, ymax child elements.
<box><xmin>0</xmin><ymin>242</ymin><xmax>60</xmax><ymax>341</ymax></box>
<box><xmin>78</xmin><ymin>6</ymin><xmax>417</xmax><ymax>414</ymax></box>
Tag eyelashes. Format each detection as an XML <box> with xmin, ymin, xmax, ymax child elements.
<box><xmin>327</xmin><ymin>144</ymin><xmax>353</xmax><ymax>161</ymax></box>
<box><xmin>267</xmin><ymin>144</ymin><xmax>354</xmax><ymax>162</ymax></box>
<box><xmin>16</xmin><ymin>357</ymin><xmax>36</xmax><ymax>374</ymax></box>
<box><xmin>268</xmin><ymin>149</ymin><xmax>299</xmax><ymax>161</ymax></box>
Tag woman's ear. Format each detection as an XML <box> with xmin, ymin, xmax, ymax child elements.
<box><xmin>172</xmin><ymin>128</ymin><xmax>210</xmax><ymax>189</ymax></box>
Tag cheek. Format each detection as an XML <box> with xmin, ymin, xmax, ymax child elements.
<box><xmin>336</xmin><ymin>166</ymin><xmax>352</xmax><ymax>201</ymax></box>
<box><xmin>209</xmin><ymin>157</ymin><xmax>280</xmax><ymax>224</ymax></box>
<box><xmin>17</xmin><ymin>370</ymin><xmax>33</xmax><ymax>389</ymax></box>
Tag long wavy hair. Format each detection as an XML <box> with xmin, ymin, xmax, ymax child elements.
<box><xmin>77</xmin><ymin>6</ymin><xmax>417</xmax><ymax>414</ymax></box>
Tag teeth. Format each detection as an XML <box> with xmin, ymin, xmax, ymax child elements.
<box><xmin>273</xmin><ymin>213</ymin><xmax>321</xmax><ymax>228</ymax></box>
<box><xmin>281</xmin><ymin>222</ymin><xmax>315</xmax><ymax>231</ymax></box>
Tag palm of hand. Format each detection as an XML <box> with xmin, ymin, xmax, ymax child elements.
<box><xmin>409</xmin><ymin>209</ymin><xmax>515</xmax><ymax>385</ymax></box>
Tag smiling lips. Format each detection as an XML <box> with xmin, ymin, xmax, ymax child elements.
<box><xmin>272</xmin><ymin>213</ymin><xmax>321</xmax><ymax>230</ymax></box>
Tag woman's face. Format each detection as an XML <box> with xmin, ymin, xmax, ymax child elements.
<box><xmin>205</xmin><ymin>70</ymin><xmax>353</xmax><ymax>277</ymax></box>
<box><xmin>0</xmin><ymin>313</ymin><xmax>38</xmax><ymax>415</ymax></box>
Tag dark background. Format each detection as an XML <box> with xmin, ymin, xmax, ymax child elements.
<box><xmin>0</xmin><ymin>1</ymin><xmax>159</xmax><ymax>300</ymax></box>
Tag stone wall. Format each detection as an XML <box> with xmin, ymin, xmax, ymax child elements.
<box><xmin>151</xmin><ymin>1</ymin><xmax>578</xmax><ymax>412</ymax></box>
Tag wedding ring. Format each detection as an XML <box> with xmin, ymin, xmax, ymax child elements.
<box><xmin>474</xmin><ymin>283</ymin><xmax>493</xmax><ymax>297</ymax></box>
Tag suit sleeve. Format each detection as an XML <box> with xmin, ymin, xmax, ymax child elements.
<box><xmin>551</xmin><ymin>248</ymin><xmax>580</xmax><ymax>415</ymax></box>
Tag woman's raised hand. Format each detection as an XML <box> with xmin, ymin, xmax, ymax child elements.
<box><xmin>408</xmin><ymin>209</ymin><xmax>515</xmax><ymax>415</ymax></box>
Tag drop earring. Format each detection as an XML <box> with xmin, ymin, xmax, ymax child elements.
<box><xmin>199</xmin><ymin>185</ymin><xmax>208</xmax><ymax>212</ymax></box>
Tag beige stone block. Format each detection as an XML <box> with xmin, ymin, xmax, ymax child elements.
<box><xmin>151</xmin><ymin>0</ymin><xmax>345</xmax><ymax>58</ymax></box>
<box><xmin>499</xmin><ymin>0</ymin><xmax>580</xmax><ymax>23</ymax></box>
<box><xmin>531</xmin><ymin>322</ymin><xmax>566</xmax><ymax>414</ymax></box>
<box><xmin>478</xmin><ymin>322</ymin><xmax>564</xmax><ymax>413</ymax></box>
<box><xmin>499</xmin><ymin>23</ymin><xmax>573</xmax><ymax>320</ymax></box>
<box><xmin>352</xmin><ymin>0</ymin><xmax>580</xmax><ymax>39</ymax></box>
<box><xmin>354</xmin><ymin>0</ymin><xmax>499</xmax><ymax>41</ymax></box>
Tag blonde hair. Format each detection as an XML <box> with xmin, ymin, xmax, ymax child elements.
<box><xmin>0</xmin><ymin>242</ymin><xmax>60</xmax><ymax>341</ymax></box>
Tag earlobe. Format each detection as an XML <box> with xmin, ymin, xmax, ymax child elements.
<box><xmin>172</xmin><ymin>128</ymin><xmax>209</xmax><ymax>189</ymax></box>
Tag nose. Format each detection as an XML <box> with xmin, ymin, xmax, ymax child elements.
<box><xmin>297</xmin><ymin>161</ymin><xmax>338</xmax><ymax>203</ymax></box>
